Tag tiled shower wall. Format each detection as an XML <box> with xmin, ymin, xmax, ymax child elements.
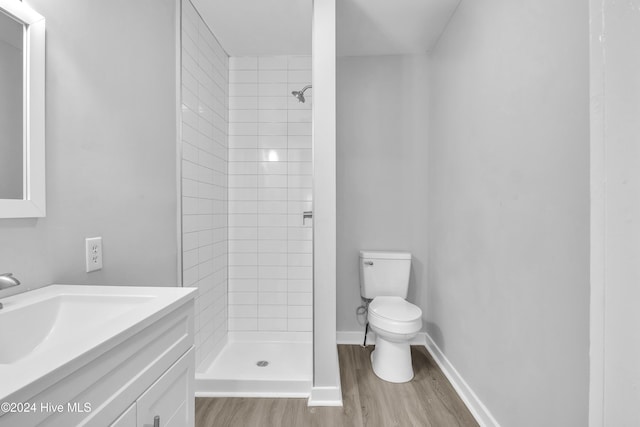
<box><xmin>228</xmin><ymin>56</ymin><xmax>313</xmax><ymax>334</ymax></box>
<box><xmin>181</xmin><ymin>0</ymin><xmax>229</xmax><ymax>367</ymax></box>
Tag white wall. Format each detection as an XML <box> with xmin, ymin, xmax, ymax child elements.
<box><xmin>336</xmin><ymin>54</ymin><xmax>429</xmax><ymax>333</ymax></box>
<box><xmin>0</xmin><ymin>0</ymin><xmax>178</xmax><ymax>294</ymax></box>
<box><xmin>311</xmin><ymin>0</ymin><xmax>341</xmax><ymax>404</ymax></box>
<box><xmin>428</xmin><ymin>1</ymin><xmax>589</xmax><ymax>426</ymax></box>
<box><xmin>181</xmin><ymin>0</ymin><xmax>229</xmax><ymax>369</ymax></box>
<box><xmin>227</xmin><ymin>55</ymin><xmax>313</xmax><ymax>335</ymax></box>
<box><xmin>590</xmin><ymin>1</ymin><xmax>640</xmax><ymax>425</ymax></box>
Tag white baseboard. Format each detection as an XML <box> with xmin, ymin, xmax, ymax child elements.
<box><xmin>336</xmin><ymin>330</ymin><xmax>427</xmax><ymax>346</ymax></box>
<box><xmin>308</xmin><ymin>348</ymin><xmax>343</xmax><ymax>407</ymax></box>
<box><xmin>336</xmin><ymin>330</ymin><xmax>499</xmax><ymax>427</ymax></box>
<box><xmin>308</xmin><ymin>386</ymin><xmax>343</xmax><ymax>406</ymax></box>
<box><xmin>423</xmin><ymin>333</ymin><xmax>500</xmax><ymax>427</ymax></box>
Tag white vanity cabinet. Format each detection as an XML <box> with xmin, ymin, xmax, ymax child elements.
<box><xmin>0</xmin><ymin>286</ymin><xmax>196</xmax><ymax>427</ymax></box>
<box><xmin>110</xmin><ymin>348</ymin><xmax>194</xmax><ymax>427</ymax></box>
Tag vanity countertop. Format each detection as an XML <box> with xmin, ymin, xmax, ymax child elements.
<box><xmin>0</xmin><ymin>284</ymin><xmax>196</xmax><ymax>402</ymax></box>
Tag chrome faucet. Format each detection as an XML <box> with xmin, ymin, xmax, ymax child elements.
<box><xmin>0</xmin><ymin>273</ymin><xmax>21</xmax><ymax>309</ymax></box>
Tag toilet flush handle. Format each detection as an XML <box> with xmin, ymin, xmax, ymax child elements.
<box><xmin>364</xmin><ymin>261</ymin><xmax>373</xmax><ymax>266</ymax></box>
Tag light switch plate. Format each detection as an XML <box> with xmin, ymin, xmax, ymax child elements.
<box><xmin>85</xmin><ymin>237</ymin><xmax>103</xmax><ymax>272</ymax></box>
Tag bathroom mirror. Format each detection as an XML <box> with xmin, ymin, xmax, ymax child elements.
<box><xmin>0</xmin><ymin>0</ymin><xmax>45</xmax><ymax>218</ymax></box>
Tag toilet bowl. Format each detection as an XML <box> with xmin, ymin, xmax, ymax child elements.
<box><xmin>359</xmin><ymin>250</ymin><xmax>422</xmax><ymax>383</ymax></box>
<box><xmin>368</xmin><ymin>296</ymin><xmax>422</xmax><ymax>383</ymax></box>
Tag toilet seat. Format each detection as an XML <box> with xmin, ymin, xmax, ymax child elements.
<box><xmin>368</xmin><ymin>296</ymin><xmax>422</xmax><ymax>335</ymax></box>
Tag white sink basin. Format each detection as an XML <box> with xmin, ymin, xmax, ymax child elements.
<box><xmin>0</xmin><ymin>284</ymin><xmax>196</xmax><ymax>401</ymax></box>
<box><xmin>0</xmin><ymin>293</ymin><xmax>154</xmax><ymax>364</ymax></box>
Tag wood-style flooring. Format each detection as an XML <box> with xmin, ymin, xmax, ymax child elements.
<box><xmin>195</xmin><ymin>345</ymin><xmax>479</xmax><ymax>427</ymax></box>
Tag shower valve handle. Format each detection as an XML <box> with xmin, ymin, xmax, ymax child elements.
<box><xmin>303</xmin><ymin>211</ymin><xmax>313</xmax><ymax>224</ymax></box>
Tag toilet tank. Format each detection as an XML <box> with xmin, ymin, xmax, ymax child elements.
<box><xmin>359</xmin><ymin>250</ymin><xmax>412</xmax><ymax>299</ymax></box>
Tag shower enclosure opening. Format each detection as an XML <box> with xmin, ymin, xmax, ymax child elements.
<box><xmin>179</xmin><ymin>0</ymin><xmax>314</xmax><ymax>397</ymax></box>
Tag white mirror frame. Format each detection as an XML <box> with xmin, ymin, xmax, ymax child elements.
<box><xmin>0</xmin><ymin>0</ymin><xmax>45</xmax><ymax>218</ymax></box>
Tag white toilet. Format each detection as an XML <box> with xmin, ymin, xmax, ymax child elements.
<box><xmin>359</xmin><ymin>250</ymin><xmax>422</xmax><ymax>383</ymax></box>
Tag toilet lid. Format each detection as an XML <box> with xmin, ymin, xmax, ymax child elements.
<box><xmin>369</xmin><ymin>296</ymin><xmax>422</xmax><ymax>322</ymax></box>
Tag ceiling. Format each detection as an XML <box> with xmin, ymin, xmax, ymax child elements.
<box><xmin>192</xmin><ymin>0</ymin><xmax>460</xmax><ymax>57</ymax></box>
<box><xmin>337</xmin><ymin>0</ymin><xmax>460</xmax><ymax>56</ymax></box>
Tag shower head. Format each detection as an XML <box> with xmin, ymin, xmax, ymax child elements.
<box><xmin>291</xmin><ymin>85</ymin><xmax>312</xmax><ymax>103</ymax></box>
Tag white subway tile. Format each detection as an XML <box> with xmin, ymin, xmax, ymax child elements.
<box><xmin>259</xmin><ymin>83</ymin><xmax>288</xmax><ymax>97</ymax></box>
<box><xmin>228</xmin><ymin>214</ymin><xmax>257</xmax><ymax>227</ymax></box>
<box><xmin>289</xmin><ymin>266</ymin><xmax>312</xmax><ymax>280</ymax></box>
<box><xmin>230</xmin><ymin>57</ymin><xmax>258</xmax><ymax>70</ymax></box>
<box><xmin>259</xmin><ymin>240</ymin><xmax>288</xmax><ymax>254</ymax></box>
<box><xmin>287</xmin><ymin>162</ymin><xmax>312</xmax><ymax>175</ymax></box>
<box><xmin>259</xmin><ymin>162</ymin><xmax>288</xmax><ymax>175</ymax></box>
<box><xmin>229</xmin><ymin>97</ymin><xmax>258</xmax><ymax>110</ymax></box>
<box><xmin>228</xmin><ymin>265</ymin><xmax>258</xmax><ymax>279</ymax></box>
<box><xmin>259</xmin><ymin>97</ymin><xmax>288</xmax><ymax>110</ymax></box>
<box><xmin>288</xmin><ymin>175</ymin><xmax>312</xmax><ymax>188</ymax></box>
<box><xmin>229</xmin><ymin>110</ymin><xmax>258</xmax><ymax>123</ymax></box>
<box><xmin>228</xmin><ymin>162</ymin><xmax>257</xmax><ymax>175</ymax></box>
<box><xmin>259</xmin><ymin>279</ymin><xmax>288</xmax><ymax>292</ymax></box>
<box><xmin>288</xmin><ymin>188</ymin><xmax>313</xmax><ymax>201</ymax></box>
<box><xmin>259</xmin><ymin>70</ymin><xmax>288</xmax><ymax>83</ymax></box>
<box><xmin>228</xmin><ymin>290</ymin><xmax>257</xmax><ymax>305</ymax></box>
<box><xmin>288</xmin><ymin>253</ymin><xmax>312</xmax><ymax>267</ymax></box>
<box><xmin>229</xmin><ymin>278</ymin><xmax>258</xmax><ymax>292</ymax></box>
<box><xmin>259</xmin><ymin>175</ymin><xmax>288</xmax><ymax>188</ymax></box>
<box><xmin>229</xmin><ymin>305</ymin><xmax>258</xmax><ymax>318</ymax></box>
<box><xmin>259</xmin><ymin>253</ymin><xmax>288</xmax><ymax>266</ymax></box>
<box><xmin>229</xmin><ymin>148</ymin><xmax>257</xmax><ymax>162</ymax></box>
<box><xmin>258</xmin><ymin>136</ymin><xmax>287</xmax><ymax>149</ymax></box>
<box><xmin>258</xmin><ymin>266</ymin><xmax>288</xmax><ymax>279</ymax></box>
<box><xmin>229</xmin><ymin>253</ymin><xmax>257</xmax><ymax>266</ymax></box>
<box><xmin>259</xmin><ymin>292</ymin><xmax>287</xmax><ymax>305</ymax></box>
<box><xmin>288</xmin><ymin>110</ymin><xmax>312</xmax><ymax>123</ymax></box>
<box><xmin>258</xmin><ymin>201</ymin><xmax>288</xmax><ymax>214</ymax></box>
<box><xmin>288</xmin><ymin>292</ymin><xmax>312</xmax><ymax>305</ymax></box>
<box><xmin>288</xmin><ymin>69</ymin><xmax>312</xmax><ymax>83</ymax></box>
<box><xmin>259</xmin><ymin>56</ymin><xmax>288</xmax><ymax>70</ymax></box>
<box><xmin>229</xmin><ymin>83</ymin><xmax>258</xmax><ymax>97</ymax></box>
<box><xmin>228</xmin><ymin>201</ymin><xmax>257</xmax><ymax>215</ymax></box>
<box><xmin>229</xmin><ymin>135</ymin><xmax>258</xmax><ymax>149</ymax></box>
<box><xmin>229</xmin><ymin>123</ymin><xmax>258</xmax><ymax>136</ymax></box>
<box><xmin>228</xmin><ymin>227</ymin><xmax>258</xmax><ymax>240</ymax></box>
<box><xmin>259</xmin><ymin>188</ymin><xmax>288</xmax><ymax>201</ymax></box>
<box><xmin>259</xmin><ymin>148</ymin><xmax>287</xmax><ymax>162</ymax></box>
<box><xmin>288</xmin><ymin>122</ymin><xmax>312</xmax><ymax>136</ymax></box>
<box><xmin>288</xmin><ymin>306</ymin><xmax>312</xmax><ymax>318</ymax></box>
<box><xmin>259</xmin><ymin>123</ymin><xmax>288</xmax><ymax>136</ymax></box>
<box><xmin>287</xmin><ymin>201</ymin><xmax>313</xmax><ymax>214</ymax></box>
<box><xmin>258</xmin><ymin>227</ymin><xmax>288</xmax><ymax>240</ymax></box>
<box><xmin>258</xmin><ymin>305</ymin><xmax>287</xmax><ymax>318</ymax></box>
<box><xmin>287</xmin><ymin>279</ymin><xmax>313</xmax><ymax>293</ymax></box>
<box><xmin>228</xmin><ymin>175</ymin><xmax>257</xmax><ymax>188</ymax></box>
<box><xmin>229</xmin><ymin>318</ymin><xmax>258</xmax><ymax>331</ymax></box>
<box><xmin>259</xmin><ymin>318</ymin><xmax>288</xmax><ymax>331</ymax></box>
<box><xmin>229</xmin><ymin>70</ymin><xmax>258</xmax><ymax>83</ymax></box>
<box><xmin>288</xmin><ymin>149</ymin><xmax>312</xmax><ymax>162</ymax></box>
<box><xmin>259</xmin><ymin>214</ymin><xmax>288</xmax><ymax>227</ymax></box>
<box><xmin>259</xmin><ymin>110</ymin><xmax>288</xmax><ymax>123</ymax></box>
<box><xmin>228</xmin><ymin>188</ymin><xmax>257</xmax><ymax>201</ymax></box>
<box><xmin>288</xmin><ymin>240</ymin><xmax>312</xmax><ymax>253</ymax></box>
<box><xmin>288</xmin><ymin>56</ymin><xmax>312</xmax><ymax>70</ymax></box>
<box><xmin>288</xmin><ymin>318</ymin><xmax>312</xmax><ymax>332</ymax></box>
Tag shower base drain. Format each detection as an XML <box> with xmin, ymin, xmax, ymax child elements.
<box><xmin>256</xmin><ymin>360</ymin><xmax>269</xmax><ymax>367</ymax></box>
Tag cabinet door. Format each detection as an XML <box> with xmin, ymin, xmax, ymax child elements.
<box><xmin>136</xmin><ymin>348</ymin><xmax>194</xmax><ymax>427</ymax></box>
<box><xmin>110</xmin><ymin>403</ymin><xmax>136</xmax><ymax>427</ymax></box>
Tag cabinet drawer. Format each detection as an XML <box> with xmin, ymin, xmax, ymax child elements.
<box><xmin>137</xmin><ymin>348</ymin><xmax>194</xmax><ymax>427</ymax></box>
